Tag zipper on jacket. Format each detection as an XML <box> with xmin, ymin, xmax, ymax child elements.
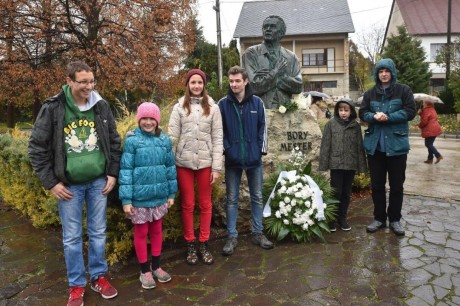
<box><xmin>232</xmin><ymin>102</ymin><xmax>246</xmax><ymax>167</ymax></box>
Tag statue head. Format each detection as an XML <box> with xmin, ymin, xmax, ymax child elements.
<box><xmin>262</xmin><ymin>16</ymin><xmax>286</xmax><ymax>43</ymax></box>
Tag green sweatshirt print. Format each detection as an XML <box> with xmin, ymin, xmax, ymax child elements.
<box><xmin>63</xmin><ymin>85</ymin><xmax>106</xmax><ymax>184</ymax></box>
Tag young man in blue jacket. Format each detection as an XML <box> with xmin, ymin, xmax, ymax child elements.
<box><xmin>359</xmin><ymin>58</ymin><xmax>416</xmax><ymax>236</ymax></box>
<box><xmin>218</xmin><ymin>66</ymin><xmax>273</xmax><ymax>256</ymax></box>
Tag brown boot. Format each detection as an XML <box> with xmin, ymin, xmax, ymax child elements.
<box><xmin>434</xmin><ymin>156</ymin><xmax>443</xmax><ymax>164</ymax></box>
<box><xmin>423</xmin><ymin>159</ymin><xmax>433</xmax><ymax>164</ymax></box>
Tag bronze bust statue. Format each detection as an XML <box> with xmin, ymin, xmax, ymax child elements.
<box><xmin>242</xmin><ymin>15</ymin><xmax>303</xmax><ymax>109</ymax></box>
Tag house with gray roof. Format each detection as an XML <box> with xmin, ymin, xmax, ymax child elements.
<box><xmin>233</xmin><ymin>0</ymin><xmax>355</xmax><ymax>98</ymax></box>
<box><xmin>383</xmin><ymin>0</ymin><xmax>460</xmax><ymax>93</ymax></box>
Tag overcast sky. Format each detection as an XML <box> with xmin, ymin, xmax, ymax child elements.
<box><xmin>196</xmin><ymin>0</ymin><xmax>393</xmax><ymax>46</ymax></box>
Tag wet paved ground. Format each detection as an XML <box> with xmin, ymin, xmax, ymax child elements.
<box><xmin>1</xmin><ymin>137</ymin><xmax>459</xmax><ymax>305</ymax></box>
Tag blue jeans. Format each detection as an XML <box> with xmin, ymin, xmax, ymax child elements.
<box><xmin>424</xmin><ymin>136</ymin><xmax>441</xmax><ymax>160</ymax></box>
<box><xmin>225</xmin><ymin>165</ymin><xmax>264</xmax><ymax>237</ymax></box>
<box><xmin>58</xmin><ymin>177</ymin><xmax>108</xmax><ymax>287</ymax></box>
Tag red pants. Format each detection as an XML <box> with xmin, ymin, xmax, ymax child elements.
<box><xmin>133</xmin><ymin>219</ymin><xmax>162</xmax><ymax>264</ymax></box>
<box><xmin>176</xmin><ymin>166</ymin><xmax>212</xmax><ymax>242</ymax></box>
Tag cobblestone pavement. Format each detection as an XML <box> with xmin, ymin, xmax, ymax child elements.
<box><xmin>1</xmin><ymin>137</ymin><xmax>459</xmax><ymax>305</ymax></box>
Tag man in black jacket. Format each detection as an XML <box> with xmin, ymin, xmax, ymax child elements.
<box><xmin>28</xmin><ymin>61</ymin><xmax>121</xmax><ymax>306</ymax></box>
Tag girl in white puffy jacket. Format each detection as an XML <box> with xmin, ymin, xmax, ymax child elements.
<box><xmin>168</xmin><ymin>69</ymin><xmax>223</xmax><ymax>266</ymax></box>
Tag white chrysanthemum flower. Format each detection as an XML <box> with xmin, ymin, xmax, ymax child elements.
<box><xmin>283</xmin><ymin>219</ymin><xmax>289</xmax><ymax>225</ymax></box>
<box><xmin>284</xmin><ymin>196</ymin><xmax>291</xmax><ymax>203</ymax></box>
<box><xmin>275</xmin><ymin>211</ymin><xmax>281</xmax><ymax>218</ymax></box>
<box><xmin>279</xmin><ymin>105</ymin><xmax>287</xmax><ymax>114</ymax></box>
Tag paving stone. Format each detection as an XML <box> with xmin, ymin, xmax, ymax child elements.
<box><xmin>400</xmin><ymin>245</ymin><xmax>424</xmax><ymax>260</ymax></box>
<box><xmin>424</xmin><ymin>231</ymin><xmax>449</xmax><ymax>245</ymax></box>
<box><xmin>401</xmin><ymin>258</ymin><xmax>426</xmax><ymax>270</ymax></box>
<box><xmin>432</xmin><ymin>273</ymin><xmax>453</xmax><ymax>290</ymax></box>
<box><xmin>423</xmin><ymin>262</ymin><xmax>442</xmax><ymax>276</ymax></box>
<box><xmin>411</xmin><ymin>284</ymin><xmax>436</xmax><ymax>305</ymax></box>
<box><xmin>434</xmin><ymin>285</ymin><xmax>450</xmax><ymax>300</ymax></box>
<box><xmin>446</xmin><ymin>239</ymin><xmax>460</xmax><ymax>251</ymax></box>
<box><xmin>405</xmin><ymin>268</ymin><xmax>433</xmax><ymax>287</ymax></box>
<box><xmin>405</xmin><ymin>295</ymin><xmax>431</xmax><ymax>306</ymax></box>
<box><xmin>440</xmin><ymin>263</ymin><xmax>459</xmax><ymax>274</ymax></box>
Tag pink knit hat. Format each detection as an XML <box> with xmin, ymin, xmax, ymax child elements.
<box><xmin>136</xmin><ymin>102</ymin><xmax>161</xmax><ymax>123</ymax></box>
<box><xmin>185</xmin><ymin>69</ymin><xmax>206</xmax><ymax>86</ymax></box>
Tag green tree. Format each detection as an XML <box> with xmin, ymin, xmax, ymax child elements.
<box><xmin>349</xmin><ymin>40</ymin><xmax>372</xmax><ymax>93</ymax></box>
<box><xmin>183</xmin><ymin>21</ymin><xmax>239</xmax><ymax>85</ymax></box>
<box><xmin>435</xmin><ymin>37</ymin><xmax>460</xmax><ymax>113</ymax></box>
<box><xmin>382</xmin><ymin>26</ymin><xmax>431</xmax><ymax>93</ymax></box>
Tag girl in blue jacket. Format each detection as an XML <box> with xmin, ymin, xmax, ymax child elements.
<box><xmin>119</xmin><ymin>102</ymin><xmax>178</xmax><ymax>289</ymax></box>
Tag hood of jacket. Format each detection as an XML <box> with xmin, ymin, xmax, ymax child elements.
<box><xmin>226</xmin><ymin>82</ymin><xmax>255</xmax><ymax>104</ymax></box>
<box><xmin>334</xmin><ymin>97</ymin><xmax>357</xmax><ymax>121</ymax></box>
<box><xmin>374</xmin><ymin>58</ymin><xmax>397</xmax><ymax>87</ymax></box>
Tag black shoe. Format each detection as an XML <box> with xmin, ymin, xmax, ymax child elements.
<box><xmin>222</xmin><ymin>237</ymin><xmax>238</xmax><ymax>256</ymax></box>
<box><xmin>251</xmin><ymin>233</ymin><xmax>274</xmax><ymax>249</ymax></box>
<box><xmin>366</xmin><ymin>220</ymin><xmax>386</xmax><ymax>233</ymax></box>
<box><xmin>390</xmin><ymin>221</ymin><xmax>405</xmax><ymax>236</ymax></box>
<box><xmin>329</xmin><ymin>222</ymin><xmax>337</xmax><ymax>232</ymax></box>
<box><xmin>339</xmin><ymin>219</ymin><xmax>351</xmax><ymax>231</ymax></box>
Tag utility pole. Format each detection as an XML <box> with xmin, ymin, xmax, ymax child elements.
<box><xmin>446</xmin><ymin>0</ymin><xmax>452</xmax><ymax>84</ymax></box>
<box><xmin>213</xmin><ymin>0</ymin><xmax>223</xmax><ymax>87</ymax></box>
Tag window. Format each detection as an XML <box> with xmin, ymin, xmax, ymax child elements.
<box><xmin>304</xmin><ymin>81</ymin><xmax>337</xmax><ymax>92</ymax></box>
<box><xmin>430</xmin><ymin>43</ymin><xmax>445</xmax><ymax>62</ymax></box>
<box><xmin>302</xmin><ymin>49</ymin><xmax>327</xmax><ymax>66</ymax></box>
<box><xmin>322</xmin><ymin>81</ymin><xmax>337</xmax><ymax>88</ymax></box>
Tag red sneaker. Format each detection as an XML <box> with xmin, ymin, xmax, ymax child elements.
<box><xmin>67</xmin><ymin>286</ymin><xmax>85</xmax><ymax>306</ymax></box>
<box><xmin>90</xmin><ymin>276</ymin><xmax>118</xmax><ymax>299</ymax></box>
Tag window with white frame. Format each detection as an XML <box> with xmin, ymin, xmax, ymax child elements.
<box><xmin>430</xmin><ymin>43</ymin><xmax>446</xmax><ymax>62</ymax></box>
<box><xmin>302</xmin><ymin>49</ymin><xmax>326</xmax><ymax>66</ymax></box>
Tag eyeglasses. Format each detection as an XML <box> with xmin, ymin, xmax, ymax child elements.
<box><xmin>73</xmin><ymin>79</ymin><xmax>97</xmax><ymax>86</ymax></box>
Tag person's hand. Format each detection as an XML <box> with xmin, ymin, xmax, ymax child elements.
<box><xmin>102</xmin><ymin>175</ymin><xmax>116</xmax><ymax>195</ymax></box>
<box><xmin>374</xmin><ymin>112</ymin><xmax>388</xmax><ymax>122</ymax></box>
<box><xmin>50</xmin><ymin>182</ymin><xmax>73</xmax><ymax>201</ymax></box>
<box><xmin>167</xmin><ymin>199</ymin><xmax>174</xmax><ymax>209</ymax></box>
<box><xmin>210</xmin><ymin>172</ymin><xmax>220</xmax><ymax>185</ymax></box>
<box><xmin>417</xmin><ymin>109</ymin><xmax>422</xmax><ymax>115</ymax></box>
<box><xmin>123</xmin><ymin>204</ymin><xmax>134</xmax><ymax>216</ymax></box>
<box><xmin>275</xmin><ymin>57</ymin><xmax>287</xmax><ymax>74</ymax></box>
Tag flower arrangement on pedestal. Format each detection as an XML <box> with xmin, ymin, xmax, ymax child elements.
<box><xmin>263</xmin><ymin>147</ymin><xmax>337</xmax><ymax>242</ymax></box>
<box><xmin>277</xmin><ymin>93</ymin><xmax>311</xmax><ymax>114</ymax></box>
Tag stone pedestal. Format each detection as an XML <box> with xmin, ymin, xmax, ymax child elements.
<box><xmin>213</xmin><ymin>109</ymin><xmax>323</xmax><ymax>234</ymax></box>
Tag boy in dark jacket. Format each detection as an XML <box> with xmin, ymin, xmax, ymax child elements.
<box><xmin>218</xmin><ymin>66</ymin><xmax>273</xmax><ymax>256</ymax></box>
<box><xmin>319</xmin><ymin>98</ymin><xmax>367</xmax><ymax>231</ymax></box>
<box><xmin>28</xmin><ymin>61</ymin><xmax>121</xmax><ymax>306</ymax></box>
<box><xmin>359</xmin><ymin>58</ymin><xmax>416</xmax><ymax>236</ymax></box>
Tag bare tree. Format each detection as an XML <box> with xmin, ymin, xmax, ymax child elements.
<box><xmin>356</xmin><ymin>25</ymin><xmax>385</xmax><ymax>71</ymax></box>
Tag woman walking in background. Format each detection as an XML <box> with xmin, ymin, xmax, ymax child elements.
<box><xmin>418</xmin><ymin>101</ymin><xmax>443</xmax><ymax>164</ymax></box>
<box><xmin>168</xmin><ymin>69</ymin><xmax>223</xmax><ymax>265</ymax></box>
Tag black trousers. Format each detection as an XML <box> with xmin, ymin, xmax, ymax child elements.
<box><xmin>330</xmin><ymin>169</ymin><xmax>355</xmax><ymax>220</ymax></box>
<box><xmin>367</xmin><ymin>151</ymin><xmax>407</xmax><ymax>223</ymax></box>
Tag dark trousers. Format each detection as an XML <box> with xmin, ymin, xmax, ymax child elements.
<box><xmin>424</xmin><ymin>137</ymin><xmax>441</xmax><ymax>160</ymax></box>
<box><xmin>367</xmin><ymin>151</ymin><xmax>407</xmax><ymax>223</ymax></box>
<box><xmin>330</xmin><ymin>169</ymin><xmax>355</xmax><ymax>220</ymax></box>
